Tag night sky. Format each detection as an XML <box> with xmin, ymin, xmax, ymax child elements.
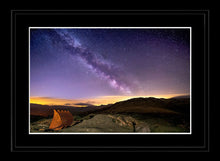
<box><xmin>30</xmin><ymin>28</ymin><xmax>190</xmax><ymax>105</ymax></box>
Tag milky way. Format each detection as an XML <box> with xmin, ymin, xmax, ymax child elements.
<box><xmin>30</xmin><ymin>28</ymin><xmax>190</xmax><ymax>99</ymax></box>
<box><xmin>54</xmin><ymin>29</ymin><xmax>132</xmax><ymax>94</ymax></box>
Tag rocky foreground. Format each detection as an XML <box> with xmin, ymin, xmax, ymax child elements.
<box><xmin>60</xmin><ymin>114</ymin><xmax>151</xmax><ymax>133</ymax></box>
<box><xmin>30</xmin><ymin>113</ymin><xmax>187</xmax><ymax>133</ymax></box>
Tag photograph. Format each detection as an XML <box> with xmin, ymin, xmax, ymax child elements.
<box><xmin>29</xmin><ymin>27</ymin><xmax>191</xmax><ymax>134</ymax></box>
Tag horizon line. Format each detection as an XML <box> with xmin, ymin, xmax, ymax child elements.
<box><xmin>30</xmin><ymin>94</ymin><xmax>190</xmax><ymax>106</ymax></box>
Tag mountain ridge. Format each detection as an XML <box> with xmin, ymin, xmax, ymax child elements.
<box><xmin>30</xmin><ymin>97</ymin><xmax>190</xmax><ymax>118</ymax></box>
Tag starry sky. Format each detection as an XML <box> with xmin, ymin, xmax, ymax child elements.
<box><xmin>30</xmin><ymin>28</ymin><xmax>190</xmax><ymax>105</ymax></box>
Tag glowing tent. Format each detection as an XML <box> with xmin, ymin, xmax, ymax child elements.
<box><xmin>49</xmin><ymin>109</ymin><xmax>73</xmax><ymax>130</ymax></box>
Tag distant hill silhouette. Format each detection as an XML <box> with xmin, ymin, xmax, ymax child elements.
<box><xmin>30</xmin><ymin>97</ymin><xmax>190</xmax><ymax>123</ymax></box>
<box><xmin>95</xmin><ymin>97</ymin><xmax>190</xmax><ymax>115</ymax></box>
<box><xmin>171</xmin><ymin>95</ymin><xmax>190</xmax><ymax>99</ymax></box>
<box><xmin>30</xmin><ymin>103</ymin><xmax>109</xmax><ymax>121</ymax></box>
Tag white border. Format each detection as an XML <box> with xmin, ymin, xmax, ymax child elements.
<box><xmin>29</xmin><ymin>27</ymin><xmax>192</xmax><ymax>135</ymax></box>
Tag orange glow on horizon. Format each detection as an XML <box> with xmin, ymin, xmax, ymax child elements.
<box><xmin>30</xmin><ymin>93</ymin><xmax>189</xmax><ymax>106</ymax></box>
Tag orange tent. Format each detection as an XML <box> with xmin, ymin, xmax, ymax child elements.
<box><xmin>49</xmin><ymin>109</ymin><xmax>73</xmax><ymax>130</ymax></box>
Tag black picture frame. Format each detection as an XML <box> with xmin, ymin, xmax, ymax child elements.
<box><xmin>10</xmin><ymin>10</ymin><xmax>210</xmax><ymax>152</ymax></box>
